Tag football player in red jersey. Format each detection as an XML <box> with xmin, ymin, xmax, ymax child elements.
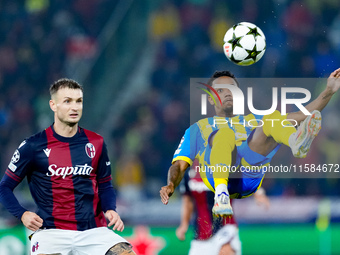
<box><xmin>176</xmin><ymin>162</ymin><xmax>270</xmax><ymax>255</ymax></box>
<box><xmin>0</xmin><ymin>79</ymin><xmax>135</xmax><ymax>255</ymax></box>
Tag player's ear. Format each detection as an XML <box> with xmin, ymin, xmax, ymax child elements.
<box><xmin>207</xmin><ymin>95</ymin><xmax>215</xmax><ymax>106</ymax></box>
<box><xmin>49</xmin><ymin>99</ymin><xmax>57</xmax><ymax>112</ymax></box>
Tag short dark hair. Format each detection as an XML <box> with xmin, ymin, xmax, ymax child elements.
<box><xmin>207</xmin><ymin>70</ymin><xmax>239</xmax><ymax>88</ymax></box>
<box><xmin>49</xmin><ymin>78</ymin><xmax>83</xmax><ymax>97</ymax></box>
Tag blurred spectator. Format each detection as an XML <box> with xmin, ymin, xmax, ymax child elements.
<box><xmin>149</xmin><ymin>2</ymin><xmax>181</xmax><ymax>41</ymax></box>
<box><xmin>116</xmin><ymin>154</ymin><xmax>145</xmax><ymax>203</ymax></box>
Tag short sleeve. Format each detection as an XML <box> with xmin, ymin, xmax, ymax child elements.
<box><xmin>172</xmin><ymin>124</ymin><xmax>200</xmax><ymax>166</ymax></box>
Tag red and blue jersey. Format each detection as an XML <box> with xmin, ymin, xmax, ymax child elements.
<box><xmin>180</xmin><ymin>166</ymin><xmax>237</xmax><ymax>241</ymax></box>
<box><xmin>0</xmin><ymin>125</ymin><xmax>116</xmax><ymax>231</ymax></box>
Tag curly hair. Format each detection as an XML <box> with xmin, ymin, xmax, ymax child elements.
<box><xmin>207</xmin><ymin>70</ymin><xmax>239</xmax><ymax>88</ymax></box>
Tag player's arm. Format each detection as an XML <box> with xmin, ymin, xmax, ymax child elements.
<box><xmin>0</xmin><ymin>179</ymin><xmax>43</xmax><ymax>231</ymax></box>
<box><xmin>98</xmin><ymin>180</ymin><xmax>126</xmax><ymax>232</ymax></box>
<box><xmin>287</xmin><ymin>68</ymin><xmax>340</xmax><ymax>123</ymax></box>
<box><xmin>97</xmin><ymin>141</ymin><xmax>125</xmax><ymax>231</ymax></box>
<box><xmin>160</xmin><ymin>124</ymin><xmax>200</xmax><ymax>204</ymax></box>
<box><xmin>176</xmin><ymin>194</ymin><xmax>194</xmax><ymax>241</ymax></box>
<box><xmin>0</xmin><ymin>141</ymin><xmax>43</xmax><ymax>231</ymax></box>
<box><xmin>99</xmin><ymin>180</ymin><xmax>124</xmax><ymax>232</ymax></box>
<box><xmin>160</xmin><ymin>160</ymin><xmax>189</xmax><ymax>205</ymax></box>
<box><xmin>97</xmin><ymin>141</ymin><xmax>116</xmax><ymax>212</ymax></box>
<box><xmin>98</xmin><ymin>181</ymin><xmax>124</xmax><ymax>232</ymax></box>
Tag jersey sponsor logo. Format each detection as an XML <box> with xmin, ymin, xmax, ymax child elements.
<box><xmin>85</xmin><ymin>143</ymin><xmax>95</xmax><ymax>158</ymax></box>
<box><xmin>43</xmin><ymin>148</ymin><xmax>51</xmax><ymax>157</ymax></box>
<box><xmin>11</xmin><ymin>150</ymin><xmax>20</xmax><ymax>163</ymax></box>
<box><xmin>47</xmin><ymin>163</ymin><xmax>94</xmax><ymax>179</ymax></box>
<box><xmin>106</xmin><ymin>161</ymin><xmax>111</xmax><ymax>166</ymax></box>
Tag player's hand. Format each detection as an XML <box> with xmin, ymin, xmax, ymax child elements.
<box><xmin>21</xmin><ymin>211</ymin><xmax>43</xmax><ymax>231</ymax></box>
<box><xmin>160</xmin><ymin>183</ymin><xmax>174</xmax><ymax>205</ymax></box>
<box><xmin>105</xmin><ymin>210</ymin><xmax>124</xmax><ymax>232</ymax></box>
<box><xmin>176</xmin><ymin>223</ymin><xmax>188</xmax><ymax>241</ymax></box>
<box><xmin>327</xmin><ymin>68</ymin><xmax>340</xmax><ymax>94</ymax></box>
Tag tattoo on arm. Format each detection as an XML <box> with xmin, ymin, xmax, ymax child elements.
<box><xmin>105</xmin><ymin>242</ymin><xmax>136</xmax><ymax>255</ymax></box>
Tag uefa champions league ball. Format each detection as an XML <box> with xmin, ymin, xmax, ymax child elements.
<box><xmin>223</xmin><ymin>22</ymin><xmax>266</xmax><ymax>66</ymax></box>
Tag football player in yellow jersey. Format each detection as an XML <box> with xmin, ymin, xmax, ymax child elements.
<box><xmin>160</xmin><ymin>68</ymin><xmax>340</xmax><ymax>216</ymax></box>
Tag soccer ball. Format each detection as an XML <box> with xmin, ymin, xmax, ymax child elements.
<box><xmin>223</xmin><ymin>22</ymin><xmax>266</xmax><ymax>66</ymax></box>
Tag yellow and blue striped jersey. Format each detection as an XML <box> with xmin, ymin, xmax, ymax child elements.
<box><xmin>173</xmin><ymin>114</ymin><xmax>283</xmax><ymax>198</ymax></box>
<box><xmin>172</xmin><ymin>114</ymin><xmax>262</xmax><ymax>166</ymax></box>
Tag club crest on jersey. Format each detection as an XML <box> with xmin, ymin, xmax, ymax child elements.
<box><xmin>85</xmin><ymin>143</ymin><xmax>96</xmax><ymax>158</ymax></box>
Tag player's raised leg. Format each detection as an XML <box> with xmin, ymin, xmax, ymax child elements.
<box><xmin>260</xmin><ymin>110</ymin><xmax>321</xmax><ymax>158</ymax></box>
<box><xmin>208</xmin><ymin>127</ymin><xmax>236</xmax><ymax>216</ymax></box>
<box><xmin>288</xmin><ymin>110</ymin><xmax>321</xmax><ymax>158</ymax></box>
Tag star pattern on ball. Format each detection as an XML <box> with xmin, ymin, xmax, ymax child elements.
<box><xmin>244</xmin><ymin>44</ymin><xmax>263</xmax><ymax>62</ymax></box>
<box><xmin>227</xmin><ymin>30</ymin><xmax>243</xmax><ymax>51</ymax></box>
<box><xmin>223</xmin><ymin>22</ymin><xmax>266</xmax><ymax>66</ymax></box>
<box><xmin>246</xmin><ymin>26</ymin><xmax>261</xmax><ymax>37</ymax></box>
<box><xmin>230</xmin><ymin>54</ymin><xmax>242</xmax><ymax>63</ymax></box>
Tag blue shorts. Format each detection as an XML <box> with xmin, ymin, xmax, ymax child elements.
<box><xmin>205</xmin><ymin>130</ymin><xmax>281</xmax><ymax>199</ymax></box>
